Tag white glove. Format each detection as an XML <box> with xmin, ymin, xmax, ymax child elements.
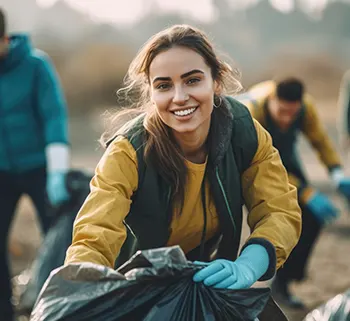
<box><xmin>45</xmin><ymin>143</ymin><xmax>70</xmax><ymax>205</ymax></box>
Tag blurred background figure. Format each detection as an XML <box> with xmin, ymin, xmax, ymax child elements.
<box><xmin>1</xmin><ymin>1</ymin><xmax>350</xmax><ymax>320</ymax></box>
<box><xmin>12</xmin><ymin>169</ymin><xmax>93</xmax><ymax>316</ymax></box>
<box><xmin>337</xmin><ymin>69</ymin><xmax>350</xmax><ymax>154</ymax></box>
<box><xmin>236</xmin><ymin>78</ymin><xmax>350</xmax><ymax>309</ymax></box>
<box><xmin>0</xmin><ymin>7</ymin><xmax>70</xmax><ymax>321</ymax></box>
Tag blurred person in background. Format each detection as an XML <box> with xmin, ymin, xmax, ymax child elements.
<box><xmin>237</xmin><ymin>78</ymin><xmax>350</xmax><ymax>309</ymax></box>
<box><xmin>65</xmin><ymin>24</ymin><xmax>301</xmax><ymax>308</ymax></box>
<box><xmin>337</xmin><ymin>69</ymin><xmax>350</xmax><ymax>154</ymax></box>
<box><xmin>0</xmin><ymin>7</ymin><xmax>70</xmax><ymax>321</ymax></box>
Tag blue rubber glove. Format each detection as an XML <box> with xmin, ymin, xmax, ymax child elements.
<box><xmin>338</xmin><ymin>177</ymin><xmax>350</xmax><ymax>199</ymax></box>
<box><xmin>46</xmin><ymin>171</ymin><xmax>69</xmax><ymax>206</ymax></box>
<box><xmin>192</xmin><ymin>244</ymin><xmax>269</xmax><ymax>290</ymax></box>
<box><xmin>306</xmin><ymin>191</ymin><xmax>339</xmax><ymax>224</ymax></box>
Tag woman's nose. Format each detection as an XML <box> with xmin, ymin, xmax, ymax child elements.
<box><xmin>172</xmin><ymin>85</ymin><xmax>189</xmax><ymax>105</ymax></box>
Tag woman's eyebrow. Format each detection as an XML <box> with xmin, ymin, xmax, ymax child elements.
<box><xmin>152</xmin><ymin>69</ymin><xmax>204</xmax><ymax>84</ymax></box>
<box><xmin>180</xmin><ymin>69</ymin><xmax>204</xmax><ymax>79</ymax></box>
<box><xmin>152</xmin><ymin>76</ymin><xmax>171</xmax><ymax>84</ymax></box>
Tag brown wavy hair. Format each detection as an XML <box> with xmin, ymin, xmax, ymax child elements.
<box><xmin>100</xmin><ymin>24</ymin><xmax>242</xmax><ymax>211</ymax></box>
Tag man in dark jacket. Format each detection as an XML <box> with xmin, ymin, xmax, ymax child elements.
<box><xmin>0</xmin><ymin>8</ymin><xmax>70</xmax><ymax>320</ymax></box>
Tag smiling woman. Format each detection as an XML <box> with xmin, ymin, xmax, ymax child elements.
<box><xmin>149</xmin><ymin>47</ymin><xmax>218</xmax><ymax>152</ymax></box>
<box><xmin>65</xmin><ymin>24</ymin><xmax>302</xmax><ymax>295</ymax></box>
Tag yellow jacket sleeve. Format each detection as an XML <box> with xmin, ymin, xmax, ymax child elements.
<box><xmin>287</xmin><ymin>172</ymin><xmax>315</xmax><ymax>205</ymax></box>
<box><xmin>64</xmin><ymin>136</ymin><xmax>138</xmax><ymax>268</ymax></box>
<box><xmin>301</xmin><ymin>96</ymin><xmax>342</xmax><ymax>170</ymax></box>
<box><xmin>242</xmin><ymin>120</ymin><xmax>302</xmax><ymax>269</ymax></box>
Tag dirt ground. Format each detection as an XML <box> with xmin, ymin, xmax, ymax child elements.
<box><xmin>8</xmin><ymin>99</ymin><xmax>350</xmax><ymax>321</ymax></box>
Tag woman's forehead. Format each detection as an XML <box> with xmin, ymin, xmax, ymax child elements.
<box><xmin>149</xmin><ymin>46</ymin><xmax>210</xmax><ymax>80</ymax></box>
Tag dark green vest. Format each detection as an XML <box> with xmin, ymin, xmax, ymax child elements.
<box><xmin>114</xmin><ymin>97</ymin><xmax>258</xmax><ymax>268</ymax></box>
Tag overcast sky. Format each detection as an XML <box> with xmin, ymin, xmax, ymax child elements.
<box><xmin>36</xmin><ymin>0</ymin><xmax>348</xmax><ymax>26</ymax></box>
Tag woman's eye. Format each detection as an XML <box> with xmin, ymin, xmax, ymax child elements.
<box><xmin>156</xmin><ymin>83</ymin><xmax>171</xmax><ymax>90</ymax></box>
<box><xmin>187</xmin><ymin>78</ymin><xmax>200</xmax><ymax>85</ymax></box>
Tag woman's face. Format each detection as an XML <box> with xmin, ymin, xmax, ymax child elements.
<box><xmin>149</xmin><ymin>46</ymin><xmax>219</xmax><ymax>135</ymax></box>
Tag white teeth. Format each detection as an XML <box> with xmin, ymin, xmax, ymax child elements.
<box><xmin>174</xmin><ymin>107</ymin><xmax>196</xmax><ymax>116</ymax></box>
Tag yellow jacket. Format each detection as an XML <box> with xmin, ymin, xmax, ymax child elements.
<box><xmin>65</xmin><ymin>118</ymin><xmax>301</xmax><ymax>271</ymax></box>
<box><xmin>238</xmin><ymin>80</ymin><xmax>342</xmax><ymax>204</ymax></box>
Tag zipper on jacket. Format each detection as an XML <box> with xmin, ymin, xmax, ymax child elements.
<box><xmin>199</xmin><ymin>176</ymin><xmax>208</xmax><ymax>260</ymax></box>
<box><xmin>166</xmin><ymin>186</ymin><xmax>173</xmax><ymax>236</ymax></box>
<box><xmin>215</xmin><ymin>167</ymin><xmax>236</xmax><ymax>234</ymax></box>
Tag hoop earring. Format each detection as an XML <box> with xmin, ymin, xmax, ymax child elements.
<box><xmin>213</xmin><ymin>95</ymin><xmax>222</xmax><ymax>108</ymax></box>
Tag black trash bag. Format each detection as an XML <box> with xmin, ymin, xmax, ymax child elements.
<box><xmin>30</xmin><ymin>246</ymin><xmax>288</xmax><ymax>321</ymax></box>
<box><xmin>12</xmin><ymin>169</ymin><xmax>93</xmax><ymax>314</ymax></box>
<box><xmin>303</xmin><ymin>289</ymin><xmax>350</xmax><ymax>321</ymax></box>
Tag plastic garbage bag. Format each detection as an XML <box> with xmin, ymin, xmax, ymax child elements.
<box><xmin>12</xmin><ymin>169</ymin><xmax>93</xmax><ymax>314</ymax></box>
<box><xmin>303</xmin><ymin>289</ymin><xmax>350</xmax><ymax>321</ymax></box>
<box><xmin>30</xmin><ymin>246</ymin><xmax>288</xmax><ymax>321</ymax></box>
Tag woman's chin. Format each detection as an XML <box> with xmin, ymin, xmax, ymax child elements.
<box><xmin>171</xmin><ymin>124</ymin><xmax>198</xmax><ymax>135</ymax></box>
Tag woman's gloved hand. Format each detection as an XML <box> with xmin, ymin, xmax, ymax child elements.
<box><xmin>337</xmin><ymin>177</ymin><xmax>350</xmax><ymax>199</ymax></box>
<box><xmin>45</xmin><ymin>143</ymin><xmax>70</xmax><ymax>206</ymax></box>
<box><xmin>192</xmin><ymin>244</ymin><xmax>269</xmax><ymax>290</ymax></box>
<box><xmin>47</xmin><ymin>171</ymin><xmax>69</xmax><ymax>206</ymax></box>
<box><xmin>330</xmin><ymin>168</ymin><xmax>350</xmax><ymax>201</ymax></box>
<box><xmin>305</xmin><ymin>191</ymin><xmax>339</xmax><ymax>224</ymax></box>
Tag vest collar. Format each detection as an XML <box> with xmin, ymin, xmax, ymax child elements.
<box><xmin>207</xmin><ymin>97</ymin><xmax>234</xmax><ymax>166</ymax></box>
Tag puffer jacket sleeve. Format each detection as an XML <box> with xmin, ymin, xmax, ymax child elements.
<box><xmin>64</xmin><ymin>136</ymin><xmax>138</xmax><ymax>268</ymax></box>
<box><xmin>35</xmin><ymin>51</ymin><xmax>69</xmax><ymax>145</ymax></box>
<box><xmin>241</xmin><ymin>119</ymin><xmax>302</xmax><ymax>272</ymax></box>
<box><xmin>287</xmin><ymin>172</ymin><xmax>316</xmax><ymax>205</ymax></box>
